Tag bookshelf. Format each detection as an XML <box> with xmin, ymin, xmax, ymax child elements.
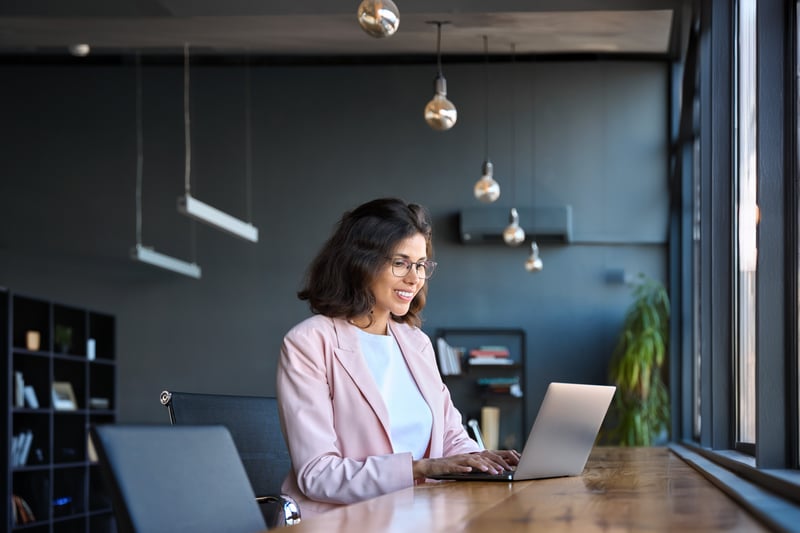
<box><xmin>435</xmin><ymin>328</ymin><xmax>526</xmax><ymax>451</ymax></box>
<box><xmin>2</xmin><ymin>289</ymin><xmax>117</xmax><ymax>532</ymax></box>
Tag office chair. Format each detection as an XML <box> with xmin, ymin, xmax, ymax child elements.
<box><xmin>90</xmin><ymin>424</ymin><xmax>267</xmax><ymax>533</ymax></box>
<box><xmin>160</xmin><ymin>390</ymin><xmax>301</xmax><ymax>528</ymax></box>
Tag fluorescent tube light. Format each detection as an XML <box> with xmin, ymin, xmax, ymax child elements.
<box><xmin>131</xmin><ymin>244</ymin><xmax>202</xmax><ymax>279</ymax></box>
<box><xmin>177</xmin><ymin>194</ymin><xmax>259</xmax><ymax>243</ymax></box>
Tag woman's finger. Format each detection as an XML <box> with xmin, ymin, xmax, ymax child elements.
<box><xmin>478</xmin><ymin>450</ymin><xmax>513</xmax><ymax>470</ymax></box>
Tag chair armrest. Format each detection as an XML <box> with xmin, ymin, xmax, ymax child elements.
<box><xmin>256</xmin><ymin>494</ymin><xmax>301</xmax><ymax>528</ymax></box>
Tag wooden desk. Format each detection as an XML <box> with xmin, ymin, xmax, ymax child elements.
<box><xmin>286</xmin><ymin>447</ymin><xmax>769</xmax><ymax>532</ymax></box>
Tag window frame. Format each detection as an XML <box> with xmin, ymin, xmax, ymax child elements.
<box><xmin>673</xmin><ymin>0</ymin><xmax>800</xmax><ymax>516</ymax></box>
<box><xmin>751</xmin><ymin>0</ymin><xmax>790</xmax><ymax>470</ymax></box>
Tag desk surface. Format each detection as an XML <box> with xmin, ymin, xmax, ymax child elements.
<box><xmin>286</xmin><ymin>447</ymin><xmax>768</xmax><ymax>532</ymax></box>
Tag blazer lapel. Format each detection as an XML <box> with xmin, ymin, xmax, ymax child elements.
<box><xmin>331</xmin><ymin>318</ymin><xmax>392</xmax><ymax>440</ymax></box>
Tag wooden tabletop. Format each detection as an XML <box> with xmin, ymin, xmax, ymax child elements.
<box><xmin>284</xmin><ymin>447</ymin><xmax>769</xmax><ymax>532</ymax></box>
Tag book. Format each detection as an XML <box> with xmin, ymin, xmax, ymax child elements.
<box><xmin>89</xmin><ymin>397</ymin><xmax>110</xmax><ymax>409</ymax></box>
<box><xmin>87</xmin><ymin>433</ymin><xmax>98</xmax><ymax>462</ymax></box>
<box><xmin>11</xmin><ymin>434</ymin><xmax>20</xmax><ymax>467</ymax></box>
<box><xmin>11</xmin><ymin>430</ymin><xmax>33</xmax><ymax>467</ymax></box>
<box><xmin>14</xmin><ymin>371</ymin><xmax>25</xmax><ymax>407</ymax></box>
<box><xmin>477</xmin><ymin>377</ymin><xmax>524</xmax><ymax>397</ymax></box>
<box><xmin>478</xmin><ymin>345</ymin><xmax>511</xmax><ymax>351</ymax></box>
<box><xmin>12</xmin><ymin>494</ymin><xmax>36</xmax><ymax>524</ymax></box>
<box><xmin>19</xmin><ymin>430</ymin><xmax>33</xmax><ymax>466</ymax></box>
<box><xmin>468</xmin><ymin>357</ymin><xmax>514</xmax><ymax>366</ymax></box>
<box><xmin>435</xmin><ymin>337</ymin><xmax>451</xmax><ymax>374</ymax></box>
<box><xmin>24</xmin><ymin>386</ymin><xmax>39</xmax><ymax>409</ymax></box>
<box><xmin>436</xmin><ymin>338</ymin><xmax>463</xmax><ymax>376</ymax></box>
<box><xmin>470</xmin><ymin>350</ymin><xmax>510</xmax><ymax>357</ymax></box>
<box><xmin>469</xmin><ymin>348</ymin><xmax>510</xmax><ymax>358</ymax></box>
<box><xmin>468</xmin><ymin>344</ymin><xmax>513</xmax><ymax>366</ymax></box>
<box><xmin>477</xmin><ymin>377</ymin><xmax>520</xmax><ymax>386</ymax></box>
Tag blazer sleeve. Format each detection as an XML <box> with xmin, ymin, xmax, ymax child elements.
<box><xmin>277</xmin><ymin>321</ymin><xmax>414</xmax><ymax>505</ymax></box>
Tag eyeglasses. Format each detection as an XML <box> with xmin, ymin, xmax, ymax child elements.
<box><xmin>388</xmin><ymin>257</ymin><xmax>438</xmax><ymax>280</ymax></box>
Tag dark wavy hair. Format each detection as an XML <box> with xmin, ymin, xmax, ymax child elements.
<box><xmin>298</xmin><ymin>198</ymin><xmax>433</xmax><ymax>328</ymax></box>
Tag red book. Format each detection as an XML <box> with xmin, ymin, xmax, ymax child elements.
<box><xmin>469</xmin><ymin>349</ymin><xmax>510</xmax><ymax>358</ymax></box>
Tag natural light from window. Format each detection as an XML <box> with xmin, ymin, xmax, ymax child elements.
<box><xmin>736</xmin><ymin>0</ymin><xmax>757</xmax><ymax>446</ymax></box>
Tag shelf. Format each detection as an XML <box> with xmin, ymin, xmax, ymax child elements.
<box><xmin>435</xmin><ymin>328</ymin><xmax>526</xmax><ymax>451</ymax></box>
<box><xmin>465</xmin><ymin>363</ymin><xmax>522</xmax><ymax>371</ymax></box>
<box><xmin>476</xmin><ymin>393</ymin><xmax>523</xmax><ymax>401</ymax></box>
<box><xmin>3</xmin><ymin>290</ymin><xmax>117</xmax><ymax>533</ymax></box>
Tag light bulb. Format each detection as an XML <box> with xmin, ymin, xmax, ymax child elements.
<box><xmin>525</xmin><ymin>241</ymin><xmax>543</xmax><ymax>272</ymax></box>
<box><xmin>69</xmin><ymin>44</ymin><xmax>90</xmax><ymax>57</ymax></box>
<box><xmin>357</xmin><ymin>0</ymin><xmax>400</xmax><ymax>38</ymax></box>
<box><xmin>474</xmin><ymin>161</ymin><xmax>500</xmax><ymax>203</ymax></box>
<box><xmin>425</xmin><ymin>75</ymin><xmax>457</xmax><ymax>130</ymax></box>
<box><xmin>503</xmin><ymin>208</ymin><xmax>526</xmax><ymax>246</ymax></box>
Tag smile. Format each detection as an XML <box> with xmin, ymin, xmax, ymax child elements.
<box><xmin>395</xmin><ymin>290</ymin><xmax>414</xmax><ymax>300</ymax></box>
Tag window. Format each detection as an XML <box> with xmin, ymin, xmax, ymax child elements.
<box><xmin>735</xmin><ymin>0</ymin><xmax>757</xmax><ymax>448</ymax></box>
<box><xmin>692</xmin><ymin>130</ymin><xmax>702</xmax><ymax>440</ymax></box>
<box><xmin>675</xmin><ymin>3</ymin><xmax>800</xmax><ymax>525</ymax></box>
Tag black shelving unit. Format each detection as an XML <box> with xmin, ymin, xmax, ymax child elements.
<box><xmin>435</xmin><ymin>328</ymin><xmax>526</xmax><ymax>451</ymax></box>
<box><xmin>2</xmin><ymin>289</ymin><xmax>116</xmax><ymax>533</ymax></box>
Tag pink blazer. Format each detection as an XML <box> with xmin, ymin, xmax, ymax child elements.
<box><xmin>276</xmin><ymin>315</ymin><xmax>480</xmax><ymax>516</ymax></box>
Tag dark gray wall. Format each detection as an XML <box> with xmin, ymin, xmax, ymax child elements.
<box><xmin>0</xmin><ymin>59</ymin><xmax>667</xmax><ymax>428</ymax></box>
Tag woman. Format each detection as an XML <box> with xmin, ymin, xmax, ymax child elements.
<box><xmin>276</xmin><ymin>198</ymin><xmax>519</xmax><ymax>516</ymax></box>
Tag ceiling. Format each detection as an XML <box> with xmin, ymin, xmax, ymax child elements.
<box><xmin>0</xmin><ymin>1</ymin><xmax>687</xmax><ymax>59</ymax></box>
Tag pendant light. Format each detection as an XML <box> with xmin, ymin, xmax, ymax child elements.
<box><xmin>503</xmin><ymin>44</ymin><xmax>526</xmax><ymax>246</ymax></box>
<box><xmin>525</xmin><ymin>53</ymin><xmax>543</xmax><ymax>273</ymax></box>
<box><xmin>130</xmin><ymin>52</ymin><xmax>202</xmax><ymax>279</ymax></box>
<box><xmin>474</xmin><ymin>35</ymin><xmax>500</xmax><ymax>203</ymax></box>
<box><xmin>424</xmin><ymin>21</ymin><xmax>457</xmax><ymax>131</ymax></box>
<box><xmin>524</xmin><ymin>242</ymin><xmax>544</xmax><ymax>272</ymax></box>
<box><xmin>68</xmin><ymin>44</ymin><xmax>90</xmax><ymax>57</ymax></box>
<box><xmin>176</xmin><ymin>44</ymin><xmax>260</xmax><ymax>243</ymax></box>
<box><xmin>503</xmin><ymin>208</ymin><xmax>525</xmax><ymax>246</ymax></box>
<box><xmin>357</xmin><ymin>0</ymin><xmax>400</xmax><ymax>38</ymax></box>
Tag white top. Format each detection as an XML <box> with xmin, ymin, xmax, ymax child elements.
<box><xmin>357</xmin><ymin>328</ymin><xmax>433</xmax><ymax>459</ymax></box>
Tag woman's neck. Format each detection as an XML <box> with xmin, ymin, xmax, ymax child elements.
<box><xmin>349</xmin><ymin>314</ymin><xmax>389</xmax><ymax>335</ymax></box>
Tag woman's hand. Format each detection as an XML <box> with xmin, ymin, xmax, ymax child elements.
<box><xmin>490</xmin><ymin>448</ymin><xmax>521</xmax><ymax>466</ymax></box>
<box><xmin>412</xmin><ymin>449</ymin><xmax>521</xmax><ymax>481</ymax></box>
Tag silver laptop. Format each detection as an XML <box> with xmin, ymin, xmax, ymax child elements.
<box><xmin>432</xmin><ymin>382</ymin><xmax>616</xmax><ymax>481</ymax></box>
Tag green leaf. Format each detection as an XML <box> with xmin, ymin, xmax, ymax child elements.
<box><xmin>607</xmin><ymin>274</ymin><xmax>670</xmax><ymax>446</ymax></box>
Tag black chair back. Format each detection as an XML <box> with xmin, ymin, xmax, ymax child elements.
<box><xmin>160</xmin><ymin>390</ymin><xmax>299</xmax><ymax>527</ymax></box>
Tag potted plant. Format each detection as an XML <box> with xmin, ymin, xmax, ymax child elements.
<box><xmin>54</xmin><ymin>325</ymin><xmax>73</xmax><ymax>354</ymax></box>
<box><xmin>607</xmin><ymin>274</ymin><xmax>670</xmax><ymax>446</ymax></box>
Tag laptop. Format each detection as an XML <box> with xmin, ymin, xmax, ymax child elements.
<box><xmin>431</xmin><ymin>382</ymin><xmax>616</xmax><ymax>481</ymax></box>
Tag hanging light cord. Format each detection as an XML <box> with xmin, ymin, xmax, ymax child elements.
<box><xmin>483</xmin><ymin>35</ymin><xmax>490</xmax><ymax>162</ymax></box>
<box><xmin>245</xmin><ymin>57</ymin><xmax>253</xmax><ymax>223</ymax></box>
<box><xmin>135</xmin><ymin>52</ymin><xmax>143</xmax><ymax>246</ymax></box>
<box><xmin>183</xmin><ymin>43</ymin><xmax>197</xmax><ymax>263</ymax></box>
<box><xmin>436</xmin><ymin>22</ymin><xmax>443</xmax><ymax>76</ymax></box>
<box><xmin>510</xmin><ymin>43</ymin><xmax>517</xmax><ymax>201</ymax></box>
<box><xmin>530</xmin><ymin>53</ymin><xmax>536</xmax><ymax>208</ymax></box>
<box><xmin>529</xmin><ymin>51</ymin><xmax>539</xmax><ymax>255</ymax></box>
<box><xmin>183</xmin><ymin>42</ymin><xmax>192</xmax><ymax>196</ymax></box>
